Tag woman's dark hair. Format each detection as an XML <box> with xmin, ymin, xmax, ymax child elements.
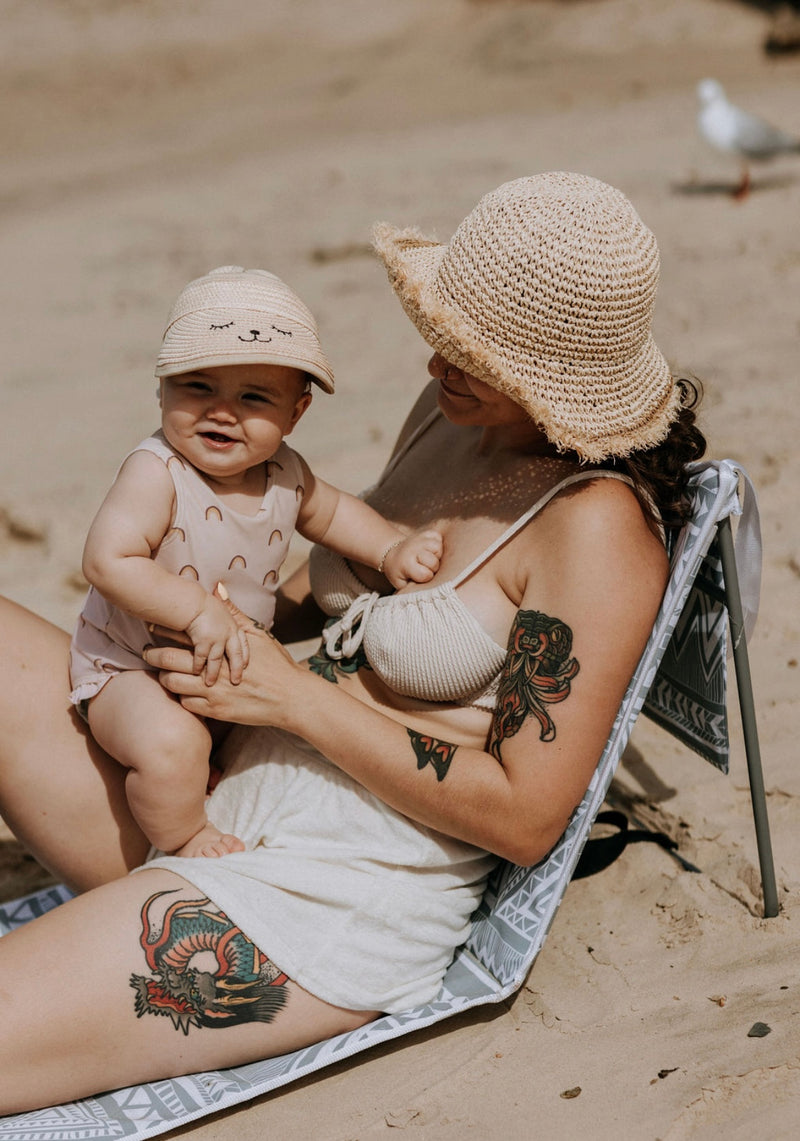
<box><xmin>603</xmin><ymin>377</ymin><xmax>707</xmax><ymax>535</ymax></box>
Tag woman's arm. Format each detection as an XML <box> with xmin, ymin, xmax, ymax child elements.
<box><xmin>147</xmin><ymin>481</ymin><xmax>667</xmax><ymax>865</ymax></box>
<box><xmin>82</xmin><ymin>451</ymin><xmax>248</xmax><ymax>682</ymax></box>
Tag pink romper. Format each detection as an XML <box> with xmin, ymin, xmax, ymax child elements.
<box><xmin>69</xmin><ymin>430</ymin><xmax>305</xmax><ymax>704</ymax></box>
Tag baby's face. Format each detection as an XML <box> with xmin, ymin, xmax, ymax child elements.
<box><xmin>159</xmin><ymin>363</ymin><xmax>311</xmax><ymax>484</ymax></box>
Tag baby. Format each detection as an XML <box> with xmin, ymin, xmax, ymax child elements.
<box><xmin>70</xmin><ymin>265</ymin><xmax>442</xmax><ymax>859</ymax></box>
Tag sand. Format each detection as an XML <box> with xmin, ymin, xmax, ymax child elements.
<box><xmin>1</xmin><ymin>0</ymin><xmax>799</xmax><ymax>1136</ymax></box>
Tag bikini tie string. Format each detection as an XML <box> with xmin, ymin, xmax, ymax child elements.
<box><xmin>321</xmin><ymin>591</ymin><xmax>380</xmax><ymax>660</ymax></box>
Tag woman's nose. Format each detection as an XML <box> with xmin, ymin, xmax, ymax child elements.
<box><xmin>428</xmin><ymin>353</ymin><xmax>457</xmax><ymax>383</ymax></box>
<box><xmin>428</xmin><ymin>353</ymin><xmax>448</xmax><ymax>379</ymax></box>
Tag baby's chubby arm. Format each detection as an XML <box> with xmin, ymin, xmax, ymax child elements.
<box><xmin>81</xmin><ymin>451</ymin><xmax>248</xmax><ymax>684</ymax></box>
<box><xmin>294</xmin><ymin>455</ymin><xmax>442</xmax><ymax>588</ymax></box>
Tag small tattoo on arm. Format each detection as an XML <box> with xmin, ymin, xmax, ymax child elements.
<box><xmin>407</xmin><ymin>728</ymin><xmax>458</xmax><ymax>782</ymax></box>
<box><xmin>490</xmin><ymin>609</ymin><xmax>579</xmax><ymax>761</ymax></box>
<box><xmin>130</xmin><ymin>891</ymin><xmax>288</xmax><ymax>1034</ymax></box>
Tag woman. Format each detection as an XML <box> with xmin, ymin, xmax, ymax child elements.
<box><xmin>0</xmin><ymin>171</ymin><xmax>704</xmax><ymax>1113</ymax></box>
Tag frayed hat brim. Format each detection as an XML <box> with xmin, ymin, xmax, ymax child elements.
<box><xmin>372</xmin><ymin>175</ymin><xmax>680</xmax><ymax>462</ymax></box>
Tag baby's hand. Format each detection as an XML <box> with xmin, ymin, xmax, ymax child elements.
<box><xmin>381</xmin><ymin>529</ymin><xmax>443</xmax><ymax>588</ymax></box>
<box><xmin>184</xmin><ymin>592</ymin><xmax>250</xmax><ymax>685</ymax></box>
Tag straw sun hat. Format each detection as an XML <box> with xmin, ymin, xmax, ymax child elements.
<box><xmin>155</xmin><ymin>265</ymin><xmax>335</xmax><ymax>393</ymax></box>
<box><xmin>373</xmin><ymin>172</ymin><xmax>679</xmax><ymax>461</ymax></box>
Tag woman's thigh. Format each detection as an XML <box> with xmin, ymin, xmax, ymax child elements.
<box><xmin>0</xmin><ymin>596</ymin><xmax>149</xmax><ymax>889</ymax></box>
<box><xmin>0</xmin><ymin>867</ymin><xmax>377</xmax><ymax>1114</ymax></box>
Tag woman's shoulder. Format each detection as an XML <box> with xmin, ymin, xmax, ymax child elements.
<box><xmin>548</xmin><ymin>469</ymin><xmax>652</xmax><ymax>529</ymax></box>
<box><xmin>557</xmin><ymin>470</ymin><xmax>662</xmax><ymax>543</ymax></box>
<box><xmin>524</xmin><ymin>471</ymin><xmax>668</xmax><ymax>602</ymax></box>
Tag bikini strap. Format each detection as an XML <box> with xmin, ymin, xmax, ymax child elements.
<box><xmin>450</xmin><ymin>470</ymin><xmax>634</xmax><ymax>587</ymax></box>
<box><xmin>376</xmin><ymin>409</ymin><xmax>634</xmax><ymax>585</ymax></box>
<box><xmin>377</xmin><ymin>407</ymin><xmax>443</xmax><ymax>486</ymax></box>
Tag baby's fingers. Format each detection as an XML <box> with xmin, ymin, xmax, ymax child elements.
<box><xmin>421</xmin><ymin>529</ymin><xmax>444</xmax><ymax>557</ymax></box>
<box><xmin>192</xmin><ymin>643</ymin><xmax>209</xmax><ymax>677</ymax></box>
<box><xmin>410</xmin><ymin>561</ymin><xmax>435</xmax><ymax>583</ymax></box>
<box><xmin>202</xmin><ymin>644</ymin><xmax>226</xmax><ymax>686</ymax></box>
<box><xmin>221</xmin><ymin>631</ymin><xmax>248</xmax><ymax>686</ymax></box>
<box><xmin>410</xmin><ymin>539</ymin><xmax>442</xmax><ymax>579</ymax></box>
<box><xmin>417</xmin><ymin>546</ymin><xmax>441</xmax><ymax>571</ymax></box>
<box><xmin>239</xmin><ymin>628</ymin><xmax>250</xmax><ymax>670</ymax></box>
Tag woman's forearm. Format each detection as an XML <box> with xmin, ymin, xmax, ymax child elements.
<box><xmin>146</xmin><ymin>627</ymin><xmax>584</xmax><ymax>866</ymax></box>
<box><xmin>278</xmin><ymin>668</ymin><xmax>558</xmax><ymax>866</ymax></box>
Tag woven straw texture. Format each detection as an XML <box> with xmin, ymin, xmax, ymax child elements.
<box><xmin>373</xmin><ymin>172</ymin><xmax>679</xmax><ymax>461</ymax></box>
<box><xmin>156</xmin><ymin>266</ymin><xmax>334</xmax><ymax>392</ymax></box>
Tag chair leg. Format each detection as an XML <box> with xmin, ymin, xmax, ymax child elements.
<box><xmin>717</xmin><ymin>516</ymin><xmax>779</xmax><ymax>918</ymax></box>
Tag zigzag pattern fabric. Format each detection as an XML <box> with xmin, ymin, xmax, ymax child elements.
<box><xmin>0</xmin><ymin>461</ymin><xmax>756</xmax><ymax>1141</ymax></box>
<box><xmin>643</xmin><ymin>533</ymin><xmax>729</xmax><ymax>771</ymax></box>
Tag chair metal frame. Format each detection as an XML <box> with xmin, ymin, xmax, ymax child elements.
<box><xmin>716</xmin><ymin>512</ymin><xmax>777</xmax><ymax>916</ymax></box>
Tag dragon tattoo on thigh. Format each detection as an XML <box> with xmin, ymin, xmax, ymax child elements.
<box><xmin>130</xmin><ymin>890</ymin><xmax>289</xmax><ymax>1034</ymax></box>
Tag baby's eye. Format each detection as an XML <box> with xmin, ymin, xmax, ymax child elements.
<box><xmin>242</xmin><ymin>391</ymin><xmax>270</xmax><ymax>404</ymax></box>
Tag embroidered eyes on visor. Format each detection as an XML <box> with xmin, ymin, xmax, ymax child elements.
<box><xmin>207</xmin><ymin>320</ymin><xmax>294</xmax><ymax>343</ymax></box>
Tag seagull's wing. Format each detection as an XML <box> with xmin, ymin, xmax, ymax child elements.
<box><xmin>729</xmin><ymin>105</ymin><xmax>800</xmax><ymax>158</ymax></box>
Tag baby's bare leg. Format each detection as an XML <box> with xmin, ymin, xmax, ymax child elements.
<box><xmin>88</xmin><ymin>671</ymin><xmax>245</xmax><ymax>858</ymax></box>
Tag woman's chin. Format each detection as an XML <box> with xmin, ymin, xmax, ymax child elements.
<box><xmin>436</xmin><ymin>386</ymin><xmax>480</xmax><ymax>423</ymax></box>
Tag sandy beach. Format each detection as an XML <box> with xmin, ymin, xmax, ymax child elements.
<box><xmin>1</xmin><ymin>0</ymin><xmax>799</xmax><ymax>1136</ymax></box>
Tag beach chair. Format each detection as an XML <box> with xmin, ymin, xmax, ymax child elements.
<box><xmin>0</xmin><ymin>459</ymin><xmax>776</xmax><ymax>1141</ymax></box>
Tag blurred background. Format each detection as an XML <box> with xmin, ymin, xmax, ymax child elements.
<box><xmin>0</xmin><ymin>0</ymin><xmax>797</xmax><ymax>641</ymax></box>
<box><xmin>1</xmin><ymin>7</ymin><xmax>799</xmax><ymax>1128</ymax></box>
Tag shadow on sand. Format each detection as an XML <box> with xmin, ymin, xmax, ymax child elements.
<box><xmin>671</xmin><ymin>171</ymin><xmax>799</xmax><ymax>198</ymax></box>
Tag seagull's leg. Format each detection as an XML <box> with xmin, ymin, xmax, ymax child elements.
<box><xmin>733</xmin><ymin>160</ymin><xmax>751</xmax><ymax>201</ymax></box>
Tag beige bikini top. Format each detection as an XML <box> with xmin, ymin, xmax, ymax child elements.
<box><xmin>309</xmin><ymin>410</ymin><xmax>631</xmax><ymax>710</ymax></box>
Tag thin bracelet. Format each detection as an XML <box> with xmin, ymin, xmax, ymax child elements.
<box><xmin>378</xmin><ymin>538</ymin><xmax>403</xmax><ymax>576</ymax></box>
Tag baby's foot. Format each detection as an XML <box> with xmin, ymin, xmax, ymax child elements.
<box><xmin>173</xmin><ymin>822</ymin><xmax>245</xmax><ymax>859</ymax></box>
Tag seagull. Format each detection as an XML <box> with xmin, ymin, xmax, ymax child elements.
<box><xmin>696</xmin><ymin>78</ymin><xmax>800</xmax><ymax>199</ymax></box>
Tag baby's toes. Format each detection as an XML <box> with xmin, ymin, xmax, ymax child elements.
<box><xmin>218</xmin><ymin>832</ymin><xmax>246</xmax><ymax>855</ymax></box>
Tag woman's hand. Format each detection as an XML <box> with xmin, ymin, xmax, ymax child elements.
<box><xmin>144</xmin><ymin>591</ymin><xmax>304</xmax><ymax>727</ymax></box>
